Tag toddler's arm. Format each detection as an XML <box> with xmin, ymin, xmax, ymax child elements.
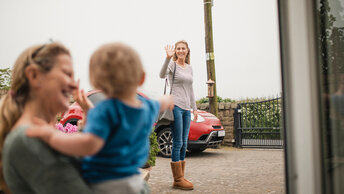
<box><xmin>26</xmin><ymin>118</ymin><xmax>104</xmax><ymax>156</ymax></box>
<box><xmin>158</xmin><ymin>95</ymin><xmax>174</xmax><ymax>112</ymax></box>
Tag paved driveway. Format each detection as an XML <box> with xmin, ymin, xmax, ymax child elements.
<box><xmin>148</xmin><ymin>147</ymin><xmax>285</xmax><ymax>194</ymax></box>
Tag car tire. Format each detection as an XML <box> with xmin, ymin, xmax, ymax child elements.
<box><xmin>157</xmin><ymin>127</ymin><xmax>173</xmax><ymax>158</ymax></box>
<box><xmin>187</xmin><ymin>148</ymin><xmax>206</xmax><ymax>153</ymax></box>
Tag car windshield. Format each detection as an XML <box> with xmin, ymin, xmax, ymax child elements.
<box><xmin>88</xmin><ymin>92</ymin><xmax>106</xmax><ymax>105</ymax></box>
<box><xmin>87</xmin><ymin>92</ymin><xmax>143</xmax><ymax>106</ymax></box>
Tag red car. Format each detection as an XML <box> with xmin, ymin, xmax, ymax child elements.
<box><xmin>59</xmin><ymin>90</ymin><xmax>225</xmax><ymax>158</ymax></box>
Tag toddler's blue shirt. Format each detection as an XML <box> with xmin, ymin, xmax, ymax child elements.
<box><xmin>82</xmin><ymin>95</ymin><xmax>160</xmax><ymax>183</ymax></box>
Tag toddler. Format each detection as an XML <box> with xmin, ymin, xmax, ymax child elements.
<box><xmin>27</xmin><ymin>42</ymin><xmax>174</xmax><ymax>194</ymax></box>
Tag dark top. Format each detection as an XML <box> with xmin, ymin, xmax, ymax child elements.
<box><xmin>2</xmin><ymin>125</ymin><xmax>93</xmax><ymax>194</ymax></box>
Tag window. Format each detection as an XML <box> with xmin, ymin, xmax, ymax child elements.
<box><xmin>316</xmin><ymin>0</ymin><xmax>344</xmax><ymax>193</ymax></box>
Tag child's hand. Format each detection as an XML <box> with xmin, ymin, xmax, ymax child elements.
<box><xmin>73</xmin><ymin>79</ymin><xmax>94</xmax><ymax>112</ymax></box>
<box><xmin>77</xmin><ymin>118</ymin><xmax>85</xmax><ymax>130</ymax></box>
<box><xmin>158</xmin><ymin>95</ymin><xmax>174</xmax><ymax>112</ymax></box>
<box><xmin>26</xmin><ymin>117</ymin><xmax>57</xmax><ymax>143</ymax></box>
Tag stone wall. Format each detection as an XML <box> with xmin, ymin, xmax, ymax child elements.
<box><xmin>197</xmin><ymin>102</ymin><xmax>237</xmax><ymax>146</ymax></box>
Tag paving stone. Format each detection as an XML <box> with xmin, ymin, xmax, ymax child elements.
<box><xmin>148</xmin><ymin>147</ymin><xmax>285</xmax><ymax>194</ymax></box>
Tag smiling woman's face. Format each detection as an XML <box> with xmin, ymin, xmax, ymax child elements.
<box><xmin>175</xmin><ymin>43</ymin><xmax>189</xmax><ymax>61</ymax></box>
<box><xmin>36</xmin><ymin>54</ymin><xmax>76</xmax><ymax>115</ymax></box>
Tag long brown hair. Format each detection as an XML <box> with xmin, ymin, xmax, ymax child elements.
<box><xmin>0</xmin><ymin>42</ymin><xmax>70</xmax><ymax>193</ymax></box>
<box><xmin>172</xmin><ymin>40</ymin><xmax>190</xmax><ymax>64</ymax></box>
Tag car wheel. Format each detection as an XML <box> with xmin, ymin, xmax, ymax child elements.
<box><xmin>157</xmin><ymin>127</ymin><xmax>173</xmax><ymax>158</ymax></box>
<box><xmin>187</xmin><ymin>148</ymin><xmax>206</xmax><ymax>153</ymax></box>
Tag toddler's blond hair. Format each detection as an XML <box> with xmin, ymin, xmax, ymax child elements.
<box><xmin>89</xmin><ymin>43</ymin><xmax>144</xmax><ymax>97</ymax></box>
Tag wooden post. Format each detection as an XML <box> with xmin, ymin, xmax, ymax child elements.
<box><xmin>203</xmin><ymin>0</ymin><xmax>218</xmax><ymax>117</ymax></box>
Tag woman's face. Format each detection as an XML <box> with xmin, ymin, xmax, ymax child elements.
<box><xmin>175</xmin><ymin>43</ymin><xmax>189</xmax><ymax>61</ymax></box>
<box><xmin>36</xmin><ymin>54</ymin><xmax>76</xmax><ymax>115</ymax></box>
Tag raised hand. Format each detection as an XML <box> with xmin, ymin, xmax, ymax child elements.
<box><xmin>72</xmin><ymin>79</ymin><xmax>94</xmax><ymax>113</ymax></box>
<box><xmin>158</xmin><ymin>95</ymin><xmax>174</xmax><ymax>112</ymax></box>
<box><xmin>165</xmin><ymin>45</ymin><xmax>175</xmax><ymax>59</ymax></box>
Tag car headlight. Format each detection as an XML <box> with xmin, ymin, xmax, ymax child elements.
<box><xmin>191</xmin><ymin>113</ymin><xmax>205</xmax><ymax>123</ymax></box>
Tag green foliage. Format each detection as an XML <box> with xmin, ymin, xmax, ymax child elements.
<box><xmin>147</xmin><ymin>130</ymin><xmax>159</xmax><ymax>167</ymax></box>
<box><xmin>0</xmin><ymin>68</ymin><xmax>11</xmax><ymax>90</ymax></box>
<box><xmin>222</xmin><ymin>98</ymin><xmax>234</xmax><ymax>103</ymax></box>
<box><xmin>318</xmin><ymin>0</ymin><xmax>344</xmax><ymax>90</ymax></box>
<box><xmin>196</xmin><ymin>96</ymin><xmax>235</xmax><ymax>104</ymax></box>
<box><xmin>241</xmin><ymin>99</ymin><xmax>282</xmax><ymax>128</ymax></box>
<box><xmin>197</xmin><ymin>97</ymin><xmax>209</xmax><ymax>104</ymax></box>
<box><xmin>56</xmin><ymin>113</ymin><xmax>62</xmax><ymax>122</ymax></box>
<box><xmin>240</xmin><ymin>98</ymin><xmax>282</xmax><ymax>140</ymax></box>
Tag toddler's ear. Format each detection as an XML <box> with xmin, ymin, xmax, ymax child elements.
<box><xmin>139</xmin><ymin>72</ymin><xmax>145</xmax><ymax>86</ymax></box>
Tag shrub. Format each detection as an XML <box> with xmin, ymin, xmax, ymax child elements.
<box><xmin>196</xmin><ymin>96</ymin><xmax>236</xmax><ymax>104</ymax></box>
<box><xmin>56</xmin><ymin>113</ymin><xmax>62</xmax><ymax>122</ymax></box>
<box><xmin>239</xmin><ymin>97</ymin><xmax>282</xmax><ymax>140</ymax></box>
<box><xmin>197</xmin><ymin>97</ymin><xmax>209</xmax><ymax>104</ymax></box>
<box><xmin>147</xmin><ymin>130</ymin><xmax>159</xmax><ymax>167</ymax></box>
<box><xmin>0</xmin><ymin>68</ymin><xmax>11</xmax><ymax>90</ymax></box>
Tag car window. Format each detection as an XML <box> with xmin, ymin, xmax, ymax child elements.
<box><xmin>88</xmin><ymin>92</ymin><xmax>106</xmax><ymax>105</ymax></box>
<box><xmin>87</xmin><ymin>92</ymin><xmax>143</xmax><ymax>106</ymax></box>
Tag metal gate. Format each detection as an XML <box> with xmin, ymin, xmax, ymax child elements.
<box><xmin>234</xmin><ymin>97</ymin><xmax>283</xmax><ymax>148</ymax></box>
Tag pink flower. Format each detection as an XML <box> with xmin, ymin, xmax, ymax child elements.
<box><xmin>55</xmin><ymin>123</ymin><xmax>65</xmax><ymax>132</ymax></box>
<box><xmin>55</xmin><ymin>123</ymin><xmax>78</xmax><ymax>133</ymax></box>
<box><xmin>65</xmin><ymin>123</ymin><xmax>78</xmax><ymax>133</ymax></box>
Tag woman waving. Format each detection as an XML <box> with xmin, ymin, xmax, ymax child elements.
<box><xmin>159</xmin><ymin>40</ymin><xmax>197</xmax><ymax>190</ymax></box>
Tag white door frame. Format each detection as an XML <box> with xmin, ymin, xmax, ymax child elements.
<box><xmin>279</xmin><ymin>0</ymin><xmax>323</xmax><ymax>193</ymax></box>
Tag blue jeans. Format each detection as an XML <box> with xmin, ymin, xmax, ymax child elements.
<box><xmin>171</xmin><ymin>105</ymin><xmax>191</xmax><ymax>162</ymax></box>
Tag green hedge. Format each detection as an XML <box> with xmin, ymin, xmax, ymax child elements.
<box><xmin>147</xmin><ymin>130</ymin><xmax>159</xmax><ymax>167</ymax></box>
<box><xmin>240</xmin><ymin>99</ymin><xmax>282</xmax><ymax>128</ymax></box>
<box><xmin>239</xmin><ymin>98</ymin><xmax>282</xmax><ymax>140</ymax></box>
<box><xmin>196</xmin><ymin>96</ymin><xmax>235</xmax><ymax>104</ymax></box>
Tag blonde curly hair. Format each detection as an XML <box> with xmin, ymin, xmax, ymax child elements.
<box><xmin>89</xmin><ymin>42</ymin><xmax>144</xmax><ymax>97</ymax></box>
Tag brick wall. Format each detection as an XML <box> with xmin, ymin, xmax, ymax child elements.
<box><xmin>197</xmin><ymin>102</ymin><xmax>237</xmax><ymax>146</ymax></box>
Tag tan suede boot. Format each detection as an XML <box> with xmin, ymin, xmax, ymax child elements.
<box><xmin>181</xmin><ymin>160</ymin><xmax>194</xmax><ymax>186</ymax></box>
<box><xmin>170</xmin><ymin>161</ymin><xmax>194</xmax><ymax>190</ymax></box>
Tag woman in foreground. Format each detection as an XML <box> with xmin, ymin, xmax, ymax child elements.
<box><xmin>0</xmin><ymin>42</ymin><xmax>93</xmax><ymax>194</ymax></box>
